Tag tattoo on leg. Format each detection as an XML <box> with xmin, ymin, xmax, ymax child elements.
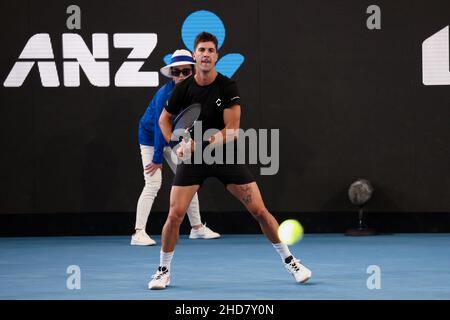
<box><xmin>240</xmin><ymin>185</ymin><xmax>252</xmax><ymax>205</ymax></box>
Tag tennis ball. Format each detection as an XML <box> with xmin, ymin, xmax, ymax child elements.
<box><xmin>278</xmin><ymin>219</ymin><xmax>304</xmax><ymax>245</ymax></box>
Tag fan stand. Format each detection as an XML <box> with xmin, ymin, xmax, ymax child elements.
<box><xmin>345</xmin><ymin>206</ymin><xmax>376</xmax><ymax>236</ymax></box>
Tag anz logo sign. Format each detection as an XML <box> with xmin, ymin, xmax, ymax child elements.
<box><xmin>3</xmin><ymin>10</ymin><xmax>244</xmax><ymax>88</ymax></box>
<box><xmin>4</xmin><ymin>33</ymin><xmax>158</xmax><ymax>87</ymax></box>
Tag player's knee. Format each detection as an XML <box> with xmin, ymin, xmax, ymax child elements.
<box><xmin>166</xmin><ymin>212</ymin><xmax>184</xmax><ymax>226</ymax></box>
<box><xmin>168</xmin><ymin>204</ymin><xmax>187</xmax><ymax>222</ymax></box>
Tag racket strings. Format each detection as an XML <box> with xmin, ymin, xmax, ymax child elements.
<box><xmin>175</xmin><ymin>109</ymin><xmax>200</xmax><ymax>130</ymax></box>
<box><xmin>172</xmin><ymin>103</ymin><xmax>202</xmax><ymax>144</ymax></box>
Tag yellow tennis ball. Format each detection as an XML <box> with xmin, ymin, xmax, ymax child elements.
<box><xmin>278</xmin><ymin>219</ymin><xmax>304</xmax><ymax>245</ymax></box>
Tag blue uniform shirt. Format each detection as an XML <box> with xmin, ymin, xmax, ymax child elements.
<box><xmin>138</xmin><ymin>80</ymin><xmax>175</xmax><ymax>164</ymax></box>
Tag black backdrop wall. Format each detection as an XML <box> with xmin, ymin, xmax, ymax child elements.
<box><xmin>1</xmin><ymin>0</ymin><xmax>449</xmax><ymax>223</ymax></box>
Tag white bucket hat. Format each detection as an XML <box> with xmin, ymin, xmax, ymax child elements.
<box><xmin>160</xmin><ymin>49</ymin><xmax>195</xmax><ymax>78</ymax></box>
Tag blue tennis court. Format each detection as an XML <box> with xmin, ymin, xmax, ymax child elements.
<box><xmin>1</xmin><ymin>234</ymin><xmax>449</xmax><ymax>300</ymax></box>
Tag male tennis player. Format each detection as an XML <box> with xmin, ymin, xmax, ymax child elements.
<box><xmin>133</xmin><ymin>49</ymin><xmax>220</xmax><ymax>246</ymax></box>
<box><xmin>148</xmin><ymin>33</ymin><xmax>311</xmax><ymax>289</ymax></box>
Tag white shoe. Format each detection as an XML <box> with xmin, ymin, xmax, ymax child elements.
<box><xmin>131</xmin><ymin>230</ymin><xmax>156</xmax><ymax>246</ymax></box>
<box><xmin>148</xmin><ymin>266</ymin><xmax>171</xmax><ymax>290</ymax></box>
<box><xmin>285</xmin><ymin>257</ymin><xmax>312</xmax><ymax>283</ymax></box>
<box><xmin>189</xmin><ymin>223</ymin><xmax>220</xmax><ymax>239</ymax></box>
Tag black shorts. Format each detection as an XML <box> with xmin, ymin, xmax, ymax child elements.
<box><xmin>173</xmin><ymin>163</ymin><xmax>255</xmax><ymax>187</ymax></box>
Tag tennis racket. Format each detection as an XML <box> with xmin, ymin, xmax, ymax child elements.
<box><xmin>171</xmin><ymin>103</ymin><xmax>201</xmax><ymax>146</ymax></box>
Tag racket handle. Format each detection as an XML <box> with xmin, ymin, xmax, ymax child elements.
<box><xmin>169</xmin><ymin>139</ymin><xmax>180</xmax><ymax>148</ymax></box>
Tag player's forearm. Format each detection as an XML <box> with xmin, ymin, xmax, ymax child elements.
<box><xmin>211</xmin><ymin>104</ymin><xmax>241</xmax><ymax>145</ymax></box>
<box><xmin>209</xmin><ymin>125</ymin><xmax>240</xmax><ymax>145</ymax></box>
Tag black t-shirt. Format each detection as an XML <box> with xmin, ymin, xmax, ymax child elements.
<box><xmin>165</xmin><ymin>73</ymin><xmax>241</xmax><ymax>134</ymax></box>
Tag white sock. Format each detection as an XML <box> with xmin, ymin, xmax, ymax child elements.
<box><xmin>160</xmin><ymin>251</ymin><xmax>174</xmax><ymax>270</ymax></box>
<box><xmin>272</xmin><ymin>243</ymin><xmax>293</xmax><ymax>262</ymax></box>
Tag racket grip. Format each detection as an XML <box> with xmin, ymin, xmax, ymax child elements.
<box><xmin>169</xmin><ymin>139</ymin><xmax>180</xmax><ymax>149</ymax></box>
